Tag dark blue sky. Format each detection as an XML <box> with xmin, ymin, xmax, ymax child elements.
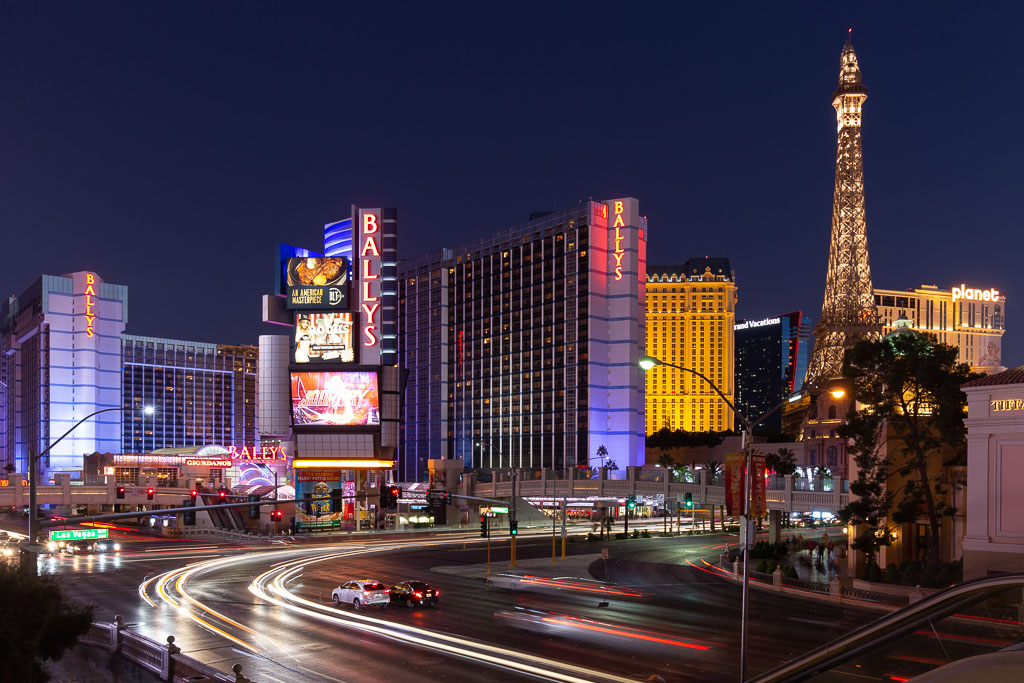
<box><xmin>2</xmin><ymin>3</ymin><xmax>1022</xmax><ymax>365</ymax></box>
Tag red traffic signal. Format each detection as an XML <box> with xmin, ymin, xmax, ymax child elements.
<box><xmin>146</xmin><ymin>487</ymin><xmax>155</xmax><ymax>501</ymax></box>
<box><xmin>272</xmin><ymin>509</ymin><xmax>283</xmax><ymax>520</ymax></box>
<box><xmin>218</xmin><ymin>488</ymin><xmax>227</xmax><ymax>499</ymax></box>
<box><xmin>189</xmin><ymin>489</ymin><xmax>198</xmax><ymax>501</ymax></box>
<box><xmin>116</xmin><ymin>486</ymin><xmax>126</xmax><ymax>499</ymax></box>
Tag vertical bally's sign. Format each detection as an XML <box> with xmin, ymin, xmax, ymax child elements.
<box><xmin>358</xmin><ymin>208</ymin><xmax>382</xmax><ymax>363</ymax></box>
<box><xmin>83</xmin><ymin>273</ymin><xmax>97</xmax><ymax>338</ymax></box>
<box><xmin>602</xmin><ymin>199</ymin><xmax>631</xmax><ymax>282</ymax></box>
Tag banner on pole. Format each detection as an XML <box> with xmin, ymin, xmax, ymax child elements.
<box><xmin>725</xmin><ymin>453</ymin><xmax>746</xmax><ymax>516</ymax></box>
<box><xmin>751</xmin><ymin>453</ymin><xmax>767</xmax><ymax>517</ymax></box>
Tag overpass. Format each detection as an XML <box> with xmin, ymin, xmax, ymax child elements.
<box><xmin>470</xmin><ymin>468</ymin><xmax>849</xmax><ymax>515</ymax></box>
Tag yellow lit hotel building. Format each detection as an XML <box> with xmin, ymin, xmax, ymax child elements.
<box><xmin>874</xmin><ymin>283</ymin><xmax>1007</xmax><ymax>374</ymax></box>
<box><xmin>645</xmin><ymin>258</ymin><xmax>737</xmax><ymax>434</ymax></box>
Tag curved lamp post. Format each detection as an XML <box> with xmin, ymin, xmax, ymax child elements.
<box><xmin>639</xmin><ymin>354</ymin><xmax>843</xmax><ymax>681</ymax></box>
<box><xmin>24</xmin><ymin>405</ymin><xmax>154</xmax><ymax>575</ymax></box>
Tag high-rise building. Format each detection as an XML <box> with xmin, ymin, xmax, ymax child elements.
<box><xmin>733</xmin><ymin>312</ymin><xmax>810</xmax><ymax>433</ymax></box>
<box><xmin>0</xmin><ymin>272</ymin><xmax>127</xmax><ymax>475</ymax></box>
<box><xmin>399</xmin><ymin>199</ymin><xmax>647</xmax><ymax>480</ymax></box>
<box><xmin>645</xmin><ymin>258</ymin><xmax>737</xmax><ymax>434</ymax></box>
<box><xmin>874</xmin><ymin>283</ymin><xmax>1006</xmax><ymax>374</ymax></box>
<box><xmin>1</xmin><ymin>271</ymin><xmax>261</xmax><ymax>478</ymax></box>
<box><xmin>121</xmin><ymin>336</ymin><xmax>257</xmax><ymax>453</ymax></box>
<box><xmin>804</xmin><ymin>34</ymin><xmax>881</xmax><ymax>387</ymax></box>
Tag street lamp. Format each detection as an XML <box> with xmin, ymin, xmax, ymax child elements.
<box><xmin>638</xmin><ymin>354</ymin><xmax>798</xmax><ymax>681</ymax></box>
<box><xmin>475</xmin><ymin>440</ymin><xmax>518</xmax><ymax>567</ymax></box>
<box><xmin>23</xmin><ymin>405</ymin><xmax>154</xmax><ymax>575</ymax></box>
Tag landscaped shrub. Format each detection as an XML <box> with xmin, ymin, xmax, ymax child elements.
<box><xmin>586</xmin><ymin>532</ymin><xmax>596</xmax><ymax>542</ymax></box>
<box><xmin>631</xmin><ymin>530</ymin><xmax>639</xmax><ymax>539</ymax></box>
<box><xmin>756</xmin><ymin>560</ymin><xmax>769</xmax><ymax>573</ymax></box>
<box><xmin>782</xmin><ymin>565</ymin><xmax>798</xmax><ymax>579</ymax></box>
<box><xmin>883</xmin><ymin>563</ymin><xmax>900</xmax><ymax>584</ymax></box>
<box><xmin>615</xmin><ymin>532</ymin><xmax>628</xmax><ymax>540</ymax></box>
<box><xmin>865</xmin><ymin>561</ymin><xmax>883</xmax><ymax>582</ymax></box>
<box><xmin>641</xmin><ymin>530</ymin><xmax>651</xmax><ymax>538</ymax></box>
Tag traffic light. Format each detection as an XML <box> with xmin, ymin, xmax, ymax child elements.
<box><xmin>146</xmin><ymin>487</ymin><xmax>155</xmax><ymax>501</ymax></box>
<box><xmin>330</xmin><ymin>488</ymin><xmax>344</xmax><ymax>513</ymax></box>
<box><xmin>248</xmin><ymin>494</ymin><xmax>260</xmax><ymax>520</ymax></box>
<box><xmin>442</xmin><ymin>491</ymin><xmax>452</xmax><ymax>505</ymax></box>
<box><xmin>218</xmin><ymin>488</ymin><xmax>227</xmax><ymax>500</ymax></box>
<box><xmin>190</xmin><ymin>489</ymin><xmax>198</xmax><ymax>502</ymax></box>
<box><xmin>272</xmin><ymin>509</ymin><xmax>283</xmax><ymax>521</ymax></box>
<box><xmin>390</xmin><ymin>486</ymin><xmax>402</xmax><ymax>508</ymax></box>
<box><xmin>626</xmin><ymin>495</ymin><xmax>636</xmax><ymax>510</ymax></box>
<box><xmin>509</xmin><ymin>520</ymin><xmax>518</xmax><ymax>536</ymax></box>
<box><xmin>479</xmin><ymin>515</ymin><xmax>489</xmax><ymax>538</ymax></box>
<box><xmin>116</xmin><ymin>486</ymin><xmax>126</xmax><ymax>499</ymax></box>
<box><xmin>183</xmin><ymin>499</ymin><xmax>196</xmax><ymax>525</ymax></box>
<box><xmin>685</xmin><ymin>492</ymin><xmax>693</xmax><ymax>509</ymax></box>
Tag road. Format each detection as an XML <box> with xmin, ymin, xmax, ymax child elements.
<box><xmin>7</xmin><ymin>518</ymin><xmax>893</xmax><ymax>683</ymax></box>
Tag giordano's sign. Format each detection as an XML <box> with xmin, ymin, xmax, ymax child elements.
<box><xmin>990</xmin><ymin>399</ymin><xmax>1024</xmax><ymax>412</ymax></box>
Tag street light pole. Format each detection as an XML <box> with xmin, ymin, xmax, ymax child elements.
<box><xmin>638</xmin><ymin>355</ymin><xmax>838</xmax><ymax>681</ymax></box>
<box><xmin>476</xmin><ymin>440</ymin><xmax>517</xmax><ymax>567</ymax></box>
<box><xmin>22</xmin><ymin>405</ymin><xmax>153</xmax><ymax>576</ymax></box>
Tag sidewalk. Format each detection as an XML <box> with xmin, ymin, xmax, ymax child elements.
<box><xmin>432</xmin><ymin>552</ymin><xmax>602</xmax><ymax>582</ymax></box>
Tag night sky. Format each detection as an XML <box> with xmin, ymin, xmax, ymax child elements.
<box><xmin>3</xmin><ymin>3</ymin><xmax>1022</xmax><ymax>365</ymax></box>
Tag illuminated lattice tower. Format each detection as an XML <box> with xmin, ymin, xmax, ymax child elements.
<box><xmin>804</xmin><ymin>34</ymin><xmax>881</xmax><ymax>387</ymax></box>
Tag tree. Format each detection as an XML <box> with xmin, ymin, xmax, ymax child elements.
<box><xmin>605</xmin><ymin>459</ymin><xmax>619</xmax><ymax>472</ymax></box>
<box><xmin>765</xmin><ymin>448</ymin><xmax>797</xmax><ymax>476</ymax></box>
<box><xmin>595</xmin><ymin>444</ymin><xmax>609</xmax><ymax>467</ymax></box>
<box><xmin>704</xmin><ymin>460</ymin><xmax>723</xmax><ymax>482</ymax></box>
<box><xmin>0</xmin><ymin>562</ymin><xmax>94</xmax><ymax>682</ymax></box>
<box><xmin>839</xmin><ymin>333</ymin><xmax>978</xmax><ymax>567</ymax></box>
<box><xmin>656</xmin><ymin>452</ymin><xmax>675</xmax><ymax>470</ymax></box>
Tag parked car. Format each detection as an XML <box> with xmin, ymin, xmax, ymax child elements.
<box><xmin>389</xmin><ymin>581</ymin><xmax>439</xmax><ymax>608</ymax></box>
<box><xmin>332</xmin><ymin>579</ymin><xmax>390</xmax><ymax>610</ymax></box>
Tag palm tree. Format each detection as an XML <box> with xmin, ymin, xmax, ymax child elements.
<box><xmin>596</xmin><ymin>444</ymin><xmax>609</xmax><ymax>468</ymax></box>
<box><xmin>705</xmin><ymin>460</ymin><xmax>723</xmax><ymax>484</ymax></box>
<box><xmin>656</xmin><ymin>452</ymin><xmax>675</xmax><ymax>470</ymax></box>
<box><xmin>605</xmin><ymin>459</ymin><xmax>619</xmax><ymax>472</ymax></box>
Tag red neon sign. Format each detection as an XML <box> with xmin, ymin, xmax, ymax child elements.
<box><xmin>359</xmin><ymin>210</ymin><xmax>382</xmax><ymax>351</ymax></box>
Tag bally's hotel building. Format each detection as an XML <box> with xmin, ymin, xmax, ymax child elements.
<box><xmin>398</xmin><ymin>199</ymin><xmax>647</xmax><ymax>481</ymax></box>
<box><xmin>1</xmin><ymin>271</ymin><xmax>257</xmax><ymax>478</ymax></box>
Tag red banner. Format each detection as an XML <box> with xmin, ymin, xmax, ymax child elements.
<box><xmin>725</xmin><ymin>453</ymin><xmax>746</xmax><ymax>516</ymax></box>
<box><xmin>751</xmin><ymin>453</ymin><xmax>767</xmax><ymax>517</ymax></box>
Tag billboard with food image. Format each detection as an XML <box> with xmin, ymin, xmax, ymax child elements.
<box><xmin>286</xmin><ymin>256</ymin><xmax>349</xmax><ymax>309</ymax></box>
<box><xmin>295</xmin><ymin>312</ymin><xmax>355</xmax><ymax>363</ymax></box>
<box><xmin>290</xmin><ymin>371</ymin><xmax>380</xmax><ymax>426</ymax></box>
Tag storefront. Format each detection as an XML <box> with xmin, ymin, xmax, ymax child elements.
<box><xmin>83</xmin><ymin>444</ymin><xmax>292</xmax><ymax>494</ymax></box>
<box><xmin>962</xmin><ymin>367</ymin><xmax>1024</xmax><ymax>579</ymax></box>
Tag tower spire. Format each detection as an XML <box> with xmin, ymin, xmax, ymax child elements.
<box><xmin>803</xmin><ymin>38</ymin><xmax>880</xmax><ymax>387</ymax></box>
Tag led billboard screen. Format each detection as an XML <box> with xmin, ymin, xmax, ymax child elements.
<box><xmin>295</xmin><ymin>312</ymin><xmax>355</xmax><ymax>364</ymax></box>
<box><xmin>290</xmin><ymin>371</ymin><xmax>380</xmax><ymax>427</ymax></box>
<box><xmin>286</xmin><ymin>256</ymin><xmax>349</xmax><ymax>309</ymax></box>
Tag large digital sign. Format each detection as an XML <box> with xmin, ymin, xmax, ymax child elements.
<box><xmin>290</xmin><ymin>371</ymin><xmax>380</xmax><ymax>426</ymax></box>
<box><xmin>295</xmin><ymin>312</ymin><xmax>355</xmax><ymax>363</ymax></box>
<box><xmin>286</xmin><ymin>256</ymin><xmax>349</xmax><ymax>309</ymax></box>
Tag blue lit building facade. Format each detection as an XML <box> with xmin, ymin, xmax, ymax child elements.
<box><xmin>1</xmin><ymin>272</ymin><xmax>127</xmax><ymax>476</ymax></box>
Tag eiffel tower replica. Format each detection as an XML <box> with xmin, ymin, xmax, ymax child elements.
<box><xmin>803</xmin><ymin>32</ymin><xmax>881</xmax><ymax>388</ymax></box>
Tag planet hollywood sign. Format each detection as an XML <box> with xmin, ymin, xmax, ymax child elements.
<box><xmin>952</xmin><ymin>284</ymin><xmax>1001</xmax><ymax>303</ymax></box>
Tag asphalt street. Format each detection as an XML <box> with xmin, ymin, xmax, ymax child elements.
<box><xmin>11</xmin><ymin>520</ymin><xmax>889</xmax><ymax>683</ymax></box>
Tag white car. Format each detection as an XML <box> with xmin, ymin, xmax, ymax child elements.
<box><xmin>332</xmin><ymin>579</ymin><xmax>390</xmax><ymax>610</ymax></box>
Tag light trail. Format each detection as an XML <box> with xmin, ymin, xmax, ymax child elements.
<box><xmin>138</xmin><ymin>534</ymin><xmax>668</xmax><ymax>681</ymax></box>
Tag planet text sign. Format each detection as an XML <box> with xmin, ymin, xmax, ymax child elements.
<box><xmin>49</xmin><ymin>528</ymin><xmax>109</xmax><ymax>541</ymax></box>
<box><xmin>952</xmin><ymin>284</ymin><xmax>1000</xmax><ymax>303</ymax></box>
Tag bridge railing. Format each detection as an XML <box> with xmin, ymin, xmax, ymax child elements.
<box><xmin>471</xmin><ymin>469</ymin><xmax>848</xmax><ymax>513</ymax></box>
<box><xmin>80</xmin><ymin>617</ymin><xmax>252</xmax><ymax>682</ymax></box>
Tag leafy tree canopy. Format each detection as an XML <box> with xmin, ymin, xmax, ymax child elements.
<box><xmin>0</xmin><ymin>563</ymin><xmax>94</xmax><ymax>682</ymax></box>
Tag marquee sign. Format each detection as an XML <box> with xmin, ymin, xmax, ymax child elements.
<box><xmin>184</xmin><ymin>458</ymin><xmax>233</xmax><ymax>468</ymax></box>
<box><xmin>225</xmin><ymin>445</ymin><xmax>287</xmax><ymax>461</ymax></box>
<box><xmin>359</xmin><ymin>209</ymin><xmax>382</xmax><ymax>353</ymax></box>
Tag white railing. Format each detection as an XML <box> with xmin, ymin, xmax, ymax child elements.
<box><xmin>80</xmin><ymin>617</ymin><xmax>252</xmax><ymax>682</ymax></box>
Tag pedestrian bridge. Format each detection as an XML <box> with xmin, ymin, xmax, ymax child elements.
<box><xmin>0</xmin><ymin>473</ymin><xmax>196</xmax><ymax>508</ymax></box>
<box><xmin>471</xmin><ymin>469</ymin><xmax>849</xmax><ymax>515</ymax></box>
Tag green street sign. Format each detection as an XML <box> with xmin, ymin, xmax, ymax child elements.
<box><xmin>48</xmin><ymin>528</ymin><xmax>109</xmax><ymax>541</ymax></box>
